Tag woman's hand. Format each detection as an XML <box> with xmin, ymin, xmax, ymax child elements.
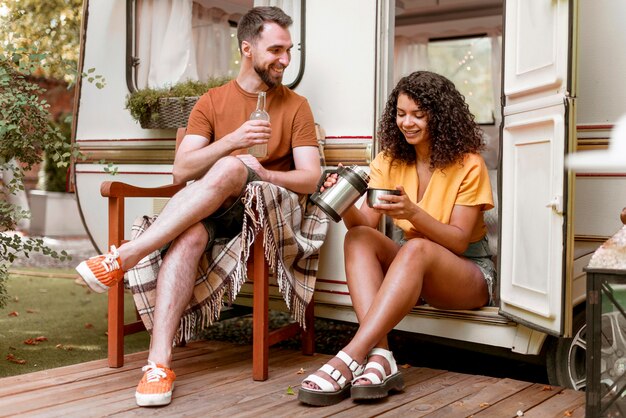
<box><xmin>319</xmin><ymin>163</ymin><xmax>343</xmax><ymax>192</ymax></box>
<box><xmin>370</xmin><ymin>185</ymin><xmax>419</xmax><ymax>220</ymax></box>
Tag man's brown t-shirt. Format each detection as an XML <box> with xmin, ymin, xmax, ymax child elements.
<box><xmin>186</xmin><ymin>80</ymin><xmax>317</xmax><ymax>172</ymax></box>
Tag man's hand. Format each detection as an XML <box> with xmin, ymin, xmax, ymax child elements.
<box><xmin>237</xmin><ymin>154</ymin><xmax>268</xmax><ymax>180</ymax></box>
<box><xmin>227</xmin><ymin>120</ymin><xmax>271</xmax><ymax>151</ymax></box>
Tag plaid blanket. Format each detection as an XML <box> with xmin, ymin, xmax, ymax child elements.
<box><xmin>125</xmin><ymin>181</ymin><xmax>330</xmax><ymax>344</ymax></box>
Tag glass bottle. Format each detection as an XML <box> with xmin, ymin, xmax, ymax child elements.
<box><xmin>248</xmin><ymin>91</ymin><xmax>270</xmax><ymax>158</ymax></box>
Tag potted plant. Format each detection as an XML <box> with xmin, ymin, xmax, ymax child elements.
<box><xmin>28</xmin><ymin>114</ymin><xmax>86</xmax><ymax>236</ymax></box>
<box><xmin>125</xmin><ymin>78</ymin><xmax>231</xmax><ymax>129</ymax></box>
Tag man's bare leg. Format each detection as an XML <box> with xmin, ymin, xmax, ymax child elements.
<box><xmin>147</xmin><ymin>223</ymin><xmax>209</xmax><ymax>367</ymax></box>
<box><xmin>119</xmin><ymin>157</ymin><xmax>249</xmax><ymax>270</ymax></box>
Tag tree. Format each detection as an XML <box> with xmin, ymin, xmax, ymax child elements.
<box><xmin>0</xmin><ymin>0</ymin><xmax>83</xmax><ymax>81</ymax></box>
<box><xmin>0</xmin><ymin>0</ymin><xmax>103</xmax><ymax>308</ymax></box>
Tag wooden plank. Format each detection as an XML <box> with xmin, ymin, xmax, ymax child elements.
<box><xmin>0</xmin><ymin>341</ymin><xmax>589</xmax><ymax>418</ymax></box>
<box><xmin>375</xmin><ymin>375</ymin><xmax>500</xmax><ymax>417</ymax></box>
<box><xmin>0</xmin><ymin>340</ymin><xmax>228</xmax><ymax>387</ymax></box>
<box><xmin>567</xmin><ymin>402</ymin><xmax>586</xmax><ymax>418</ymax></box>
<box><xmin>423</xmin><ymin>378</ymin><xmax>533</xmax><ymax>418</ymax></box>
<box><xmin>0</xmin><ymin>342</ymin><xmax>226</xmax><ymax>397</ymax></box>
<box><xmin>3</xmin><ymin>344</ymin><xmax>254</xmax><ymax>416</ymax></box>
<box><xmin>19</xmin><ymin>346</ymin><xmax>295</xmax><ymax>416</ymax></box>
<box><xmin>471</xmin><ymin>383</ymin><xmax>565</xmax><ymax>417</ymax></box>
<box><xmin>522</xmin><ymin>388</ymin><xmax>585</xmax><ymax>417</ymax></box>
<box><xmin>241</xmin><ymin>366</ymin><xmax>449</xmax><ymax>418</ymax></box>
<box><xmin>327</xmin><ymin>370</ymin><xmax>476</xmax><ymax>418</ymax></box>
<box><xmin>120</xmin><ymin>354</ymin><xmax>326</xmax><ymax>418</ymax></box>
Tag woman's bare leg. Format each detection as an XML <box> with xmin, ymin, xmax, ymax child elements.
<box><xmin>302</xmin><ymin>235</ymin><xmax>488</xmax><ymax>390</ymax></box>
<box><xmin>301</xmin><ymin>226</ymin><xmax>399</xmax><ymax>390</ymax></box>
<box><xmin>345</xmin><ymin>237</ymin><xmax>488</xmax><ymax>384</ymax></box>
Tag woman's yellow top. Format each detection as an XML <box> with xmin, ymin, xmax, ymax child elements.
<box><xmin>368</xmin><ymin>151</ymin><xmax>494</xmax><ymax>242</ymax></box>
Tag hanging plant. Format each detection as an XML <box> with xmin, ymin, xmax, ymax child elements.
<box><xmin>124</xmin><ymin>78</ymin><xmax>231</xmax><ymax>129</ymax></box>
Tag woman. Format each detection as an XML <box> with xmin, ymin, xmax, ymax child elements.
<box><xmin>298</xmin><ymin>71</ymin><xmax>495</xmax><ymax>406</ymax></box>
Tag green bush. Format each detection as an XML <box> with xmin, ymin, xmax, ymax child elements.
<box><xmin>0</xmin><ymin>51</ymin><xmax>75</xmax><ymax>308</ymax></box>
<box><xmin>38</xmin><ymin>114</ymin><xmax>72</xmax><ymax>192</ymax></box>
<box><xmin>124</xmin><ymin>78</ymin><xmax>231</xmax><ymax>125</ymax></box>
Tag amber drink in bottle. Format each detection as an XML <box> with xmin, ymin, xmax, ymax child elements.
<box><xmin>248</xmin><ymin>91</ymin><xmax>269</xmax><ymax>158</ymax></box>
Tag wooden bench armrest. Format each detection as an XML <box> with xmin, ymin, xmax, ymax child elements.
<box><xmin>100</xmin><ymin>181</ymin><xmax>185</xmax><ymax>198</ymax></box>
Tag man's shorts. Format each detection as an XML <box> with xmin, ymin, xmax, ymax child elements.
<box><xmin>160</xmin><ymin>164</ymin><xmax>260</xmax><ymax>257</ymax></box>
<box><xmin>199</xmin><ymin>164</ymin><xmax>261</xmax><ymax>251</ymax></box>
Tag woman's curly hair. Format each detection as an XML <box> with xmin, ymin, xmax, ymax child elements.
<box><xmin>378</xmin><ymin>71</ymin><xmax>484</xmax><ymax>169</ymax></box>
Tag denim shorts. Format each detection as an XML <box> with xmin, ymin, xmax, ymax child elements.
<box><xmin>396</xmin><ymin>233</ymin><xmax>496</xmax><ymax>306</ymax></box>
<box><xmin>462</xmin><ymin>236</ymin><xmax>496</xmax><ymax>306</ymax></box>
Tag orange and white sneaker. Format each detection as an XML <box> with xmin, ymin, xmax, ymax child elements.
<box><xmin>75</xmin><ymin>245</ymin><xmax>124</xmax><ymax>293</ymax></box>
<box><xmin>135</xmin><ymin>361</ymin><xmax>176</xmax><ymax>407</ymax></box>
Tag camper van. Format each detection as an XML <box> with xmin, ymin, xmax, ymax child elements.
<box><xmin>72</xmin><ymin>0</ymin><xmax>626</xmax><ymax>390</ymax></box>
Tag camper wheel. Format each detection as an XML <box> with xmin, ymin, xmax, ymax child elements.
<box><xmin>547</xmin><ymin>308</ymin><xmax>626</xmax><ymax>391</ymax></box>
<box><xmin>546</xmin><ymin>310</ymin><xmax>587</xmax><ymax>390</ymax></box>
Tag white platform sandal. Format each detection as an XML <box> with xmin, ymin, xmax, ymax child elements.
<box><xmin>350</xmin><ymin>347</ymin><xmax>405</xmax><ymax>400</ymax></box>
<box><xmin>298</xmin><ymin>350</ymin><xmax>365</xmax><ymax>406</ymax></box>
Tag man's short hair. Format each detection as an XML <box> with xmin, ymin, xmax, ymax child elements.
<box><xmin>237</xmin><ymin>6</ymin><xmax>293</xmax><ymax>53</ymax></box>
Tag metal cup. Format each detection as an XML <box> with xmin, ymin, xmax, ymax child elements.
<box><xmin>366</xmin><ymin>188</ymin><xmax>401</xmax><ymax>207</ymax></box>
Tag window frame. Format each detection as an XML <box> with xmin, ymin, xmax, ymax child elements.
<box><xmin>124</xmin><ymin>0</ymin><xmax>306</xmax><ymax>92</ymax></box>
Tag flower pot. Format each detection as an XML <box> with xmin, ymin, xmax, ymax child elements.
<box><xmin>140</xmin><ymin>96</ymin><xmax>199</xmax><ymax>129</ymax></box>
<box><xmin>28</xmin><ymin>190</ymin><xmax>86</xmax><ymax>236</ymax></box>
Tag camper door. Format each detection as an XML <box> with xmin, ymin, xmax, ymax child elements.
<box><xmin>499</xmin><ymin>0</ymin><xmax>576</xmax><ymax>336</ymax></box>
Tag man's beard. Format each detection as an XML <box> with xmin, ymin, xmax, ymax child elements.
<box><xmin>254</xmin><ymin>64</ymin><xmax>283</xmax><ymax>88</ymax></box>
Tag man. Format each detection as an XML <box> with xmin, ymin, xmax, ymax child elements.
<box><xmin>75</xmin><ymin>6</ymin><xmax>320</xmax><ymax>407</ymax></box>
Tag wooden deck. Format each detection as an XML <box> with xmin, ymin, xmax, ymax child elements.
<box><xmin>0</xmin><ymin>340</ymin><xmax>585</xmax><ymax>417</ymax></box>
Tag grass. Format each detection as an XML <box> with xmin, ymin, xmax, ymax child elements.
<box><xmin>0</xmin><ymin>269</ymin><xmax>150</xmax><ymax>377</ymax></box>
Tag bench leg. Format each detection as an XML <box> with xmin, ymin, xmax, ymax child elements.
<box><xmin>107</xmin><ymin>196</ymin><xmax>125</xmax><ymax>368</ymax></box>
<box><xmin>301</xmin><ymin>298</ymin><xmax>315</xmax><ymax>356</ymax></box>
<box><xmin>108</xmin><ymin>282</ymin><xmax>124</xmax><ymax>367</ymax></box>
<box><xmin>252</xmin><ymin>238</ymin><xmax>269</xmax><ymax>381</ymax></box>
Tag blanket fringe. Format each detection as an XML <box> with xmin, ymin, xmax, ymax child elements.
<box><xmin>129</xmin><ymin>182</ymin><xmax>329</xmax><ymax>345</ymax></box>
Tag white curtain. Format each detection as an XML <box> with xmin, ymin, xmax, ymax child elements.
<box><xmin>254</xmin><ymin>0</ymin><xmax>300</xmax><ymax>85</ymax></box>
<box><xmin>136</xmin><ymin>0</ymin><xmax>233</xmax><ymax>89</ymax></box>
<box><xmin>393</xmin><ymin>36</ymin><xmax>429</xmax><ymax>85</ymax></box>
<box><xmin>192</xmin><ymin>4</ymin><xmax>231</xmax><ymax>81</ymax></box>
<box><xmin>254</xmin><ymin>0</ymin><xmax>294</xmax><ymax>20</ymax></box>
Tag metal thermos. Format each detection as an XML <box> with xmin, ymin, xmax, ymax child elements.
<box><xmin>310</xmin><ymin>165</ymin><xmax>370</xmax><ymax>222</ymax></box>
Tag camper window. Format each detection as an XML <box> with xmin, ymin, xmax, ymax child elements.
<box><xmin>126</xmin><ymin>0</ymin><xmax>305</xmax><ymax>92</ymax></box>
<box><xmin>395</xmin><ymin>34</ymin><xmax>500</xmax><ymax>125</ymax></box>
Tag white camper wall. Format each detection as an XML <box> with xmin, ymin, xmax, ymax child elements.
<box><xmin>296</xmin><ymin>0</ymin><xmax>379</xmax><ymax>302</ymax></box>
<box><xmin>75</xmin><ymin>0</ymin><xmax>380</xmax><ymax>252</ymax></box>
<box><xmin>295</xmin><ymin>0</ymin><xmax>378</xmax><ymax>137</ymax></box>
<box><xmin>76</xmin><ymin>0</ymin><xmax>171</xmax><ymax>141</ymax></box>
<box><xmin>574</xmin><ymin>1</ymin><xmax>626</xmax><ymax>239</ymax></box>
<box><xmin>577</xmin><ymin>0</ymin><xmax>626</xmax><ymax>125</ymax></box>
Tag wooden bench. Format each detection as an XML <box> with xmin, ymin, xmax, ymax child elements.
<box><xmin>100</xmin><ymin>127</ymin><xmax>314</xmax><ymax>381</ymax></box>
